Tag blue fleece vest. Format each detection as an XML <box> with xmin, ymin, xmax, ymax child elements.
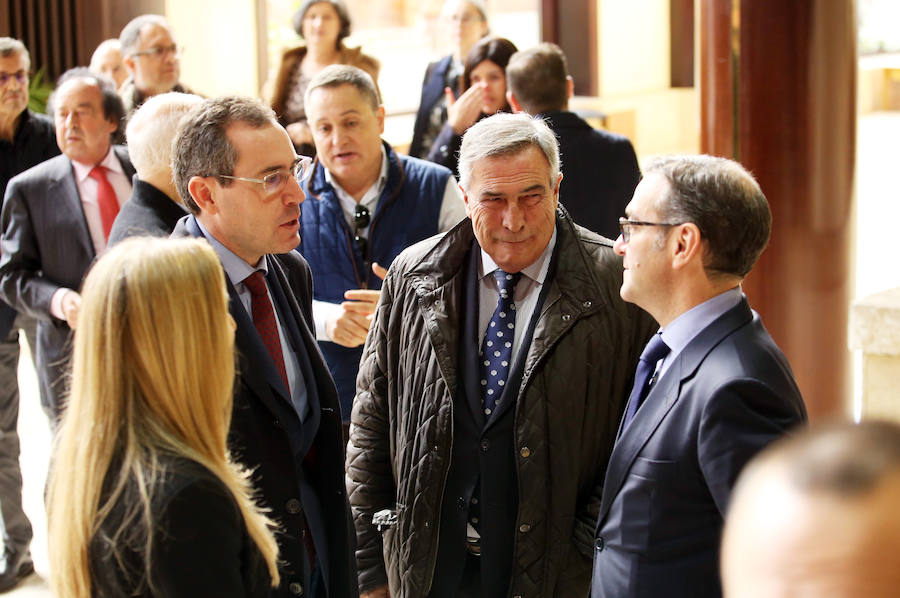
<box><xmin>299</xmin><ymin>142</ymin><xmax>453</xmax><ymax>419</ymax></box>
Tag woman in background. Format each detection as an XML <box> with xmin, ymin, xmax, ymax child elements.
<box><xmin>47</xmin><ymin>237</ymin><xmax>280</xmax><ymax>598</ymax></box>
<box><xmin>408</xmin><ymin>0</ymin><xmax>489</xmax><ymax>158</ymax></box>
<box><xmin>268</xmin><ymin>0</ymin><xmax>379</xmax><ymax>155</ymax></box>
<box><xmin>425</xmin><ymin>35</ymin><xmax>518</xmax><ymax>176</ymax></box>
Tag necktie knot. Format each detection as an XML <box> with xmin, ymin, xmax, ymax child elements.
<box><xmin>88</xmin><ymin>165</ymin><xmax>108</xmax><ymax>181</ymax></box>
<box><xmin>641</xmin><ymin>333</ymin><xmax>670</xmax><ymax>366</ymax></box>
<box><xmin>243</xmin><ymin>270</ymin><xmax>267</xmax><ymax>298</ymax></box>
<box><xmin>493</xmin><ymin>270</ymin><xmax>521</xmax><ymax>299</ymax></box>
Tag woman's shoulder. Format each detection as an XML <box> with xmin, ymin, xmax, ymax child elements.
<box><xmin>340</xmin><ymin>44</ymin><xmax>380</xmax><ymax>77</ymax></box>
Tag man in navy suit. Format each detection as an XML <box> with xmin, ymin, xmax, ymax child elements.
<box><xmin>1</xmin><ymin>68</ymin><xmax>132</xmax><ymax>424</ymax></box>
<box><xmin>506</xmin><ymin>43</ymin><xmax>640</xmax><ymax>241</ymax></box>
<box><xmin>591</xmin><ymin>154</ymin><xmax>807</xmax><ymax>598</ymax></box>
<box><xmin>170</xmin><ymin>96</ymin><xmax>355</xmax><ymax>598</ymax></box>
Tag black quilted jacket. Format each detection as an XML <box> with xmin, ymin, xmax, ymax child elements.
<box><xmin>346</xmin><ymin>208</ymin><xmax>656</xmax><ymax>597</ymax></box>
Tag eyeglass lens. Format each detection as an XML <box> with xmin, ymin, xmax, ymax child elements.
<box><xmin>0</xmin><ymin>71</ymin><xmax>26</xmax><ymax>85</ymax></box>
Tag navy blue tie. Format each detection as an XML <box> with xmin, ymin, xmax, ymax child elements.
<box><xmin>621</xmin><ymin>333</ymin><xmax>670</xmax><ymax>432</ymax></box>
<box><xmin>481</xmin><ymin>270</ymin><xmax>522</xmax><ymax>415</ymax></box>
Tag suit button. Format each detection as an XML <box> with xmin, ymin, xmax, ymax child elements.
<box><xmin>520</xmin><ymin>446</ymin><xmax>531</xmax><ymax>458</ymax></box>
<box><xmin>289</xmin><ymin>581</ymin><xmax>304</xmax><ymax>595</ymax></box>
<box><xmin>519</xmin><ymin>523</ymin><xmax>531</xmax><ymax>533</ymax></box>
<box><xmin>286</xmin><ymin>498</ymin><xmax>301</xmax><ymax>514</ymax></box>
<box><xmin>595</xmin><ymin>537</ymin><xmax>605</xmax><ymax>551</ymax></box>
<box><xmin>480</xmin><ymin>439</ymin><xmax>489</xmax><ymax>452</ymax></box>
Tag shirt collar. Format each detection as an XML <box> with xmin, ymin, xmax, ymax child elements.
<box><xmin>70</xmin><ymin>146</ymin><xmax>122</xmax><ymax>182</ymax></box>
<box><xmin>195</xmin><ymin>218</ymin><xmax>268</xmax><ymax>287</ymax></box>
<box><xmin>323</xmin><ymin>144</ymin><xmax>389</xmax><ymax>214</ymax></box>
<box><xmin>478</xmin><ymin>226</ymin><xmax>558</xmax><ymax>285</ymax></box>
<box><xmin>660</xmin><ymin>286</ymin><xmax>743</xmax><ymax>356</ymax></box>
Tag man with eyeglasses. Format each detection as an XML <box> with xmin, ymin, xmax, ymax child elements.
<box><xmin>119</xmin><ymin>14</ymin><xmax>196</xmax><ymax>118</ymax></box>
<box><xmin>170</xmin><ymin>96</ymin><xmax>355</xmax><ymax>598</ymax></box>
<box><xmin>301</xmin><ymin>65</ymin><xmax>465</xmax><ymax>438</ymax></box>
<box><xmin>0</xmin><ymin>36</ymin><xmax>59</xmax><ymax>593</ymax></box>
<box><xmin>590</xmin><ymin>155</ymin><xmax>807</xmax><ymax>598</ymax></box>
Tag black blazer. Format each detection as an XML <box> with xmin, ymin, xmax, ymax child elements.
<box><xmin>409</xmin><ymin>55</ymin><xmax>458</xmax><ymax>159</ymax></box>
<box><xmin>91</xmin><ymin>457</ymin><xmax>271</xmax><ymax>598</ymax></box>
<box><xmin>0</xmin><ymin>147</ymin><xmax>134</xmax><ymax>418</ymax></box>
<box><xmin>107</xmin><ymin>176</ymin><xmax>188</xmax><ymax>245</ymax></box>
<box><xmin>172</xmin><ymin>215</ymin><xmax>357</xmax><ymax>598</ymax></box>
<box><xmin>591</xmin><ymin>298</ymin><xmax>807</xmax><ymax>598</ymax></box>
<box><xmin>541</xmin><ymin>111</ymin><xmax>640</xmax><ymax>241</ymax></box>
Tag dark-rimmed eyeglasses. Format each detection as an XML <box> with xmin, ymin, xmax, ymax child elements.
<box><xmin>0</xmin><ymin>70</ymin><xmax>27</xmax><ymax>86</ymax></box>
<box><xmin>618</xmin><ymin>218</ymin><xmax>683</xmax><ymax>243</ymax></box>
<box><xmin>218</xmin><ymin>156</ymin><xmax>313</xmax><ymax>195</ymax></box>
<box><xmin>131</xmin><ymin>44</ymin><xmax>183</xmax><ymax>60</ymax></box>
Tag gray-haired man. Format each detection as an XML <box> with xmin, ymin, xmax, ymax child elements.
<box><xmin>346</xmin><ymin>112</ymin><xmax>656</xmax><ymax>598</ymax></box>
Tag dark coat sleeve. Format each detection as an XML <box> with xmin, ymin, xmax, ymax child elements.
<box><xmin>425</xmin><ymin>124</ymin><xmax>462</xmax><ymax>177</ymax></box>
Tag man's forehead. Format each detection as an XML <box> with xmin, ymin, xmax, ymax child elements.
<box><xmin>55</xmin><ymin>78</ymin><xmax>103</xmax><ymax>106</ymax></box>
<box><xmin>0</xmin><ymin>53</ymin><xmax>26</xmax><ymax>70</ymax></box>
<box><xmin>227</xmin><ymin>121</ymin><xmax>293</xmax><ymax>172</ymax></box>
<box><xmin>138</xmin><ymin>23</ymin><xmax>175</xmax><ymax>45</ymax></box>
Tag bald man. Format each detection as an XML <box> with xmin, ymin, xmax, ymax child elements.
<box><xmin>722</xmin><ymin>420</ymin><xmax>900</xmax><ymax>598</ymax></box>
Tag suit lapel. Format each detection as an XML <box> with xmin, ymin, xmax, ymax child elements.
<box><xmin>596</xmin><ymin>297</ymin><xmax>755</xmax><ymax>527</ymax></box>
<box><xmin>55</xmin><ymin>162</ymin><xmax>96</xmax><ymax>260</ymax></box>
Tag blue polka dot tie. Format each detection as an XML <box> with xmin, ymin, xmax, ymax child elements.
<box><xmin>481</xmin><ymin>270</ymin><xmax>522</xmax><ymax>415</ymax></box>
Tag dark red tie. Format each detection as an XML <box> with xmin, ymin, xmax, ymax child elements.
<box><xmin>87</xmin><ymin>166</ymin><xmax>119</xmax><ymax>241</ymax></box>
<box><xmin>243</xmin><ymin>271</ymin><xmax>290</xmax><ymax>393</ymax></box>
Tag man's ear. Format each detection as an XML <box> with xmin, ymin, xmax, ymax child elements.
<box><xmin>123</xmin><ymin>54</ymin><xmax>137</xmax><ymax>77</ymax></box>
<box><xmin>670</xmin><ymin>223</ymin><xmax>703</xmax><ymax>271</ymax></box>
<box><xmin>460</xmin><ymin>184</ymin><xmax>472</xmax><ymax>217</ymax></box>
<box><xmin>566</xmin><ymin>76</ymin><xmax>574</xmax><ymax>100</ymax></box>
<box><xmin>507</xmin><ymin>90</ymin><xmax>523</xmax><ymax>114</ymax></box>
<box><xmin>188</xmin><ymin>176</ymin><xmax>217</xmax><ymax>214</ymax></box>
<box><xmin>376</xmin><ymin>105</ymin><xmax>386</xmax><ymax>134</ymax></box>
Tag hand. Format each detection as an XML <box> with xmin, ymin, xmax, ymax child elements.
<box><xmin>61</xmin><ymin>290</ymin><xmax>82</xmax><ymax>330</ymax></box>
<box><xmin>325</xmin><ymin>289</ymin><xmax>381</xmax><ymax>347</ymax></box>
<box><xmin>286</xmin><ymin>121</ymin><xmax>314</xmax><ymax>147</ymax></box>
<box><xmin>361</xmin><ymin>586</ymin><xmax>390</xmax><ymax>598</ymax></box>
<box><xmin>372</xmin><ymin>262</ymin><xmax>388</xmax><ymax>280</ymax></box>
<box><xmin>445</xmin><ymin>86</ymin><xmax>485</xmax><ymax>135</ymax></box>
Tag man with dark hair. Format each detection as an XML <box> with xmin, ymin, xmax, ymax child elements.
<box><xmin>119</xmin><ymin>15</ymin><xmax>195</xmax><ymax>117</ymax></box>
<box><xmin>0</xmin><ymin>35</ymin><xmax>59</xmax><ymax>593</ymax></box>
<box><xmin>107</xmin><ymin>91</ymin><xmax>201</xmax><ymax>245</ymax></box>
<box><xmin>171</xmin><ymin>96</ymin><xmax>355</xmax><ymax>598</ymax></box>
<box><xmin>722</xmin><ymin>420</ymin><xmax>900</xmax><ymax>598</ymax></box>
<box><xmin>301</xmin><ymin>64</ymin><xmax>464</xmax><ymax>435</ymax></box>
<box><xmin>591</xmin><ymin>154</ymin><xmax>807</xmax><ymax>598</ymax></box>
<box><xmin>347</xmin><ymin>112</ymin><xmax>655</xmax><ymax>598</ymax></box>
<box><xmin>506</xmin><ymin>43</ymin><xmax>640</xmax><ymax>240</ymax></box>
<box><xmin>0</xmin><ymin>68</ymin><xmax>133</xmax><ymax>425</ymax></box>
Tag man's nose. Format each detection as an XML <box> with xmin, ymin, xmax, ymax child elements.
<box><xmin>502</xmin><ymin>203</ymin><xmax>525</xmax><ymax>231</ymax></box>
<box><xmin>284</xmin><ymin>175</ymin><xmax>305</xmax><ymax>205</ymax></box>
<box><xmin>613</xmin><ymin>233</ymin><xmax>626</xmax><ymax>256</ymax></box>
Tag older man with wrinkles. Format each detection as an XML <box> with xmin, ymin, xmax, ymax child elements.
<box><xmin>346</xmin><ymin>112</ymin><xmax>655</xmax><ymax>598</ymax></box>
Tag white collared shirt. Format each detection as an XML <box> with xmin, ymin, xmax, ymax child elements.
<box><xmin>477</xmin><ymin>227</ymin><xmax>558</xmax><ymax>364</ymax></box>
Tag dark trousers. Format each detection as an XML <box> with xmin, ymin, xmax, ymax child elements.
<box><xmin>0</xmin><ymin>313</ymin><xmax>37</xmax><ymax>553</ymax></box>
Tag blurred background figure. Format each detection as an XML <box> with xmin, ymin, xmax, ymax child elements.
<box><xmin>506</xmin><ymin>43</ymin><xmax>640</xmax><ymax>241</ymax></box>
<box><xmin>408</xmin><ymin>0</ymin><xmax>489</xmax><ymax>159</ymax></box>
<box><xmin>425</xmin><ymin>36</ymin><xmax>517</xmax><ymax>176</ymax></box>
<box><xmin>47</xmin><ymin>237</ymin><xmax>281</xmax><ymax>598</ymax></box>
<box><xmin>107</xmin><ymin>91</ymin><xmax>202</xmax><ymax>245</ymax></box>
<box><xmin>89</xmin><ymin>39</ymin><xmax>128</xmax><ymax>90</ymax></box>
<box><xmin>0</xmin><ymin>36</ymin><xmax>58</xmax><ymax>594</ymax></box>
<box><xmin>722</xmin><ymin>420</ymin><xmax>900</xmax><ymax>598</ymax></box>
<box><xmin>267</xmin><ymin>0</ymin><xmax>379</xmax><ymax>156</ymax></box>
<box><xmin>119</xmin><ymin>15</ymin><xmax>195</xmax><ymax>118</ymax></box>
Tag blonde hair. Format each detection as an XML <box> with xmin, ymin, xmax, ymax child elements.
<box><xmin>47</xmin><ymin>237</ymin><xmax>280</xmax><ymax>597</ymax></box>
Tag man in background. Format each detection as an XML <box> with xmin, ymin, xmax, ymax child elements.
<box><xmin>506</xmin><ymin>42</ymin><xmax>640</xmax><ymax>240</ymax></box>
<box><xmin>89</xmin><ymin>39</ymin><xmax>128</xmax><ymax>89</ymax></box>
<box><xmin>0</xmin><ymin>36</ymin><xmax>59</xmax><ymax>593</ymax></box>
<box><xmin>108</xmin><ymin>91</ymin><xmax>201</xmax><ymax>244</ymax></box>
<box><xmin>119</xmin><ymin>14</ymin><xmax>195</xmax><ymax>117</ymax></box>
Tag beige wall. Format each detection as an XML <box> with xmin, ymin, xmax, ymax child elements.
<box><xmin>166</xmin><ymin>0</ymin><xmax>261</xmax><ymax>98</ymax></box>
<box><xmin>597</xmin><ymin>0</ymin><xmax>671</xmax><ymax>96</ymax></box>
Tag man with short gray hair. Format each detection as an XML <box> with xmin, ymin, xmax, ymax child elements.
<box><xmin>107</xmin><ymin>92</ymin><xmax>201</xmax><ymax>244</ymax></box>
<box><xmin>346</xmin><ymin>112</ymin><xmax>655</xmax><ymax>598</ymax></box>
<box><xmin>119</xmin><ymin>14</ymin><xmax>195</xmax><ymax>117</ymax></box>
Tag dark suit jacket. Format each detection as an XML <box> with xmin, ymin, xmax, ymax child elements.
<box><xmin>172</xmin><ymin>216</ymin><xmax>356</xmax><ymax>598</ymax></box>
<box><xmin>591</xmin><ymin>298</ymin><xmax>806</xmax><ymax>598</ymax></box>
<box><xmin>91</xmin><ymin>457</ymin><xmax>272</xmax><ymax>598</ymax></box>
<box><xmin>542</xmin><ymin>111</ymin><xmax>641</xmax><ymax>241</ymax></box>
<box><xmin>0</xmin><ymin>147</ymin><xmax>134</xmax><ymax>419</ymax></box>
<box><xmin>409</xmin><ymin>55</ymin><xmax>458</xmax><ymax>159</ymax></box>
<box><xmin>107</xmin><ymin>176</ymin><xmax>187</xmax><ymax>246</ymax></box>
